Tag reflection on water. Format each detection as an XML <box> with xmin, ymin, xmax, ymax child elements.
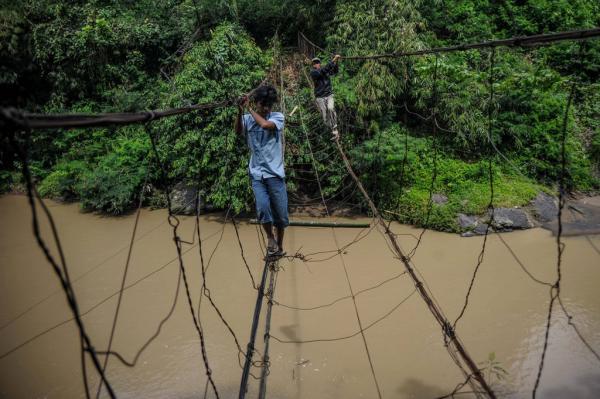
<box><xmin>1</xmin><ymin>195</ymin><xmax>599</xmax><ymax>398</ymax></box>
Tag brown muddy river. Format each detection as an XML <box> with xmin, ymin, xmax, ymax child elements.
<box><xmin>1</xmin><ymin>195</ymin><xmax>599</xmax><ymax>399</ymax></box>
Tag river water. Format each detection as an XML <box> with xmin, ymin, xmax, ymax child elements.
<box><xmin>1</xmin><ymin>195</ymin><xmax>599</xmax><ymax>399</ymax></box>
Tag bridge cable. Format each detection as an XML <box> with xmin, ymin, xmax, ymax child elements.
<box><xmin>6</xmin><ymin>121</ymin><xmax>117</xmax><ymax>398</ymax></box>
<box><xmin>94</xmin><ymin>165</ymin><xmax>151</xmax><ymax>399</ymax></box>
<box><xmin>145</xmin><ymin>123</ymin><xmax>220</xmax><ymax>398</ymax></box>
<box><xmin>532</xmin><ymin>41</ymin><xmax>584</xmax><ymax>399</ymax></box>
<box><xmin>333</xmin><ymin>123</ymin><xmax>496</xmax><ymax>398</ymax></box>
<box><xmin>453</xmin><ymin>47</ymin><xmax>496</xmax><ymax>331</ymax></box>
<box><xmin>294</xmin><ymin>79</ymin><xmax>384</xmax><ymax>399</ymax></box>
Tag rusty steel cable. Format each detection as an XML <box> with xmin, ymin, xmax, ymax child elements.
<box><xmin>257</xmin><ymin>262</ymin><xmax>280</xmax><ymax>399</ymax></box>
<box><xmin>272</xmin><ymin>270</ymin><xmax>408</xmax><ymax>311</ymax></box>
<box><xmin>0</xmin><ymin>215</ymin><xmax>169</xmax><ymax>333</ymax></box>
<box><xmin>238</xmin><ymin>257</ymin><xmax>276</xmax><ymax>399</ymax></box>
<box><xmin>145</xmin><ymin>124</ymin><xmax>220</xmax><ymax>398</ymax></box>
<box><xmin>271</xmin><ymin>288</ymin><xmax>418</xmax><ymax>344</ymax></box>
<box><xmin>452</xmin><ymin>47</ymin><xmax>496</xmax><ymax>331</ymax></box>
<box><xmin>6</xmin><ymin>125</ymin><xmax>117</xmax><ymax>398</ymax></box>
<box><xmin>320</xmin><ymin>28</ymin><xmax>600</xmax><ymax>60</ymax></box>
<box><xmin>406</xmin><ymin>54</ymin><xmax>440</xmax><ymax>260</ymax></box>
<box><xmin>95</xmin><ymin>265</ymin><xmax>183</xmax><ymax>369</ymax></box>
<box><xmin>294</xmin><ymin>87</ymin><xmax>384</xmax><ymax>399</ymax></box>
<box><xmin>532</xmin><ymin>42</ymin><xmax>583</xmax><ymax>399</ymax></box>
<box><xmin>332</xmin><ymin>136</ymin><xmax>496</xmax><ymax>397</ymax></box>
<box><xmin>94</xmin><ymin>168</ymin><xmax>150</xmax><ymax>399</ymax></box>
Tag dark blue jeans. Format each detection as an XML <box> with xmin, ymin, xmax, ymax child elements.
<box><xmin>251</xmin><ymin>176</ymin><xmax>289</xmax><ymax>228</ymax></box>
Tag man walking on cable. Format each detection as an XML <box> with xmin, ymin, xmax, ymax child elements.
<box><xmin>310</xmin><ymin>55</ymin><xmax>341</xmax><ymax>140</ymax></box>
<box><xmin>235</xmin><ymin>85</ymin><xmax>288</xmax><ymax>258</ymax></box>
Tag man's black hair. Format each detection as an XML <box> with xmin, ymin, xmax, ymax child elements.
<box><xmin>251</xmin><ymin>84</ymin><xmax>278</xmax><ymax>108</ymax></box>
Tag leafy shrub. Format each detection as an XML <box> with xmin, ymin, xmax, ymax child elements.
<box><xmin>155</xmin><ymin>22</ymin><xmax>269</xmax><ymax>213</ymax></box>
<box><xmin>350</xmin><ymin>126</ymin><xmax>545</xmax><ymax>231</ymax></box>
<box><xmin>78</xmin><ymin>132</ymin><xmax>150</xmax><ymax>214</ymax></box>
<box><xmin>0</xmin><ymin>170</ymin><xmax>18</xmax><ymax>193</ymax></box>
<box><xmin>38</xmin><ymin>160</ymin><xmax>87</xmax><ymax>200</ymax></box>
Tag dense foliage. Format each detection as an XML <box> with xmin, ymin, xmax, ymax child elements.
<box><xmin>1</xmin><ymin>0</ymin><xmax>598</xmax><ymax>229</ymax></box>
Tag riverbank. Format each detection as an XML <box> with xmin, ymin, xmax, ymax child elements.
<box><xmin>4</xmin><ymin>188</ymin><xmax>600</xmax><ymax>238</ymax></box>
<box><xmin>163</xmin><ymin>185</ymin><xmax>600</xmax><ymax>237</ymax></box>
<box><xmin>458</xmin><ymin>193</ymin><xmax>600</xmax><ymax>237</ymax></box>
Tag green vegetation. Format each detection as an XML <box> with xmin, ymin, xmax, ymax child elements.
<box><xmin>1</xmin><ymin>0</ymin><xmax>598</xmax><ymax>229</ymax></box>
<box><xmin>348</xmin><ymin>126</ymin><xmax>545</xmax><ymax>231</ymax></box>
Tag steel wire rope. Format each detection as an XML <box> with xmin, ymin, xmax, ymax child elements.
<box><xmin>292</xmin><ymin>222</ymin><xmax>378</xmax><ymax>263</ymax></box>
<box><xmin>556</xmin><ymin>296</ymin><xmax>600</xmax><ymax>363</ymax></box>
<box><xmin>94</xmin><ymin>265</ymin><xmax>183</xmax><ymax>369</ymax></box>
<box><xmin>491</xmin><ymin>233</ymin><xmax>600</xmax><ymax>364</ymax></box>
<box><xmin>257</xmin><ymin>261</ymin><xmax>280</xmax><ymax>399</ymax></box>
<box><xmin>97</xmin><ymin>210</ymin><xmax>256</xmax><ymax>375</ymax></box>
<box><xmin>406</xmin><ymin>54</ymin><xmax>440</xmax><ymax>260</ymax></box>
<box><xmin>293</xmin><ymin>86</ymin><xmax>384</xmax><ymax>399</ymax></box>
<box><xmin>80</xmin><ymin>332</ymin><xmax>91</xmax><ymax>399</ymax></box>
<box><xmin>0</xmin><ymin>62</ymin><xmax>272</xmax><ymax>133</ymax></box>
<box><xmin>322</xmin><ymin>28</ymin><xmax>600</xmax><ymax>60</ymax></box>
<box><xmin>271</xmin><ymin>288</ymin><xmax>418</xmax><ymax>344</ymax></box>
<box><xmin>272</xmin><ymin>270</ymin><xmax>408</xmax><ymax>311</ymax></box>
<box><xmin>94</xmin><ymin>164</ymin><xmax>151</xmax><ymax>399</ymax></box>
<box><xmin>584</xmin><ymin>235</ymin><xmax>600</xmax><ymax>256</ymax></box>
<box><xmin>0</xmin><ymin>215</ymin><xmax>168</xmax><ymax>333</ymax></box>
<box><xmin>0</xmin><ymin>238</ymin><xmax>203</xmax><ymax>360</ymax></box>
<box><xmin>332</xmin><ymin>121</ymin><xmax>496</xmax><ymax>398</ymax></box>
<box><xmin>435</xmin><ymin>373</ymin><xmax>486</xmax><ymax>399</ymax></box>
<box><xmin>145</xmin><ymin>124</ymin><xmax>219</xmax><ymax>398</ymax></box>
<box><xmin>532</xmin><ymin>42</ymin><xmax>589</xmax><ymax>398</ymax></box>
<box><xmin>192</xmin><ymin>158</ymin><xmax>265</xmax><ymax>391</ymax></box>
<box><xmin>96</xmin><ymin>148</ymin><xmax>221</xmax><ymax>387</ymax></box>
<box><xmin>6</xmin><ymin>124</ymin><xmax>117</xmax><ymax>398</ymax></box>
<box><xmin>188</xmin><ymin>128</ymin><xmax>261</xmax><ymax>382</ymax></box>
<box><xmin>495</xmin><ymin>233</ymin><xmax>552</xmax><ymax>287</ymax></box>
<box><xmin>3</xmin><ymin>28</ymin><xmax>600</xmax><ymax>133</ymax></box>
<box><xmin>34</xmin><ymin>64</ymin><xmax>253</xmax><ymax>386</ymax></box>
<box><xmin>452</xmin><ymin>47</ymin><xmax>496</xmax><ymax>331</ymax></box>
<box><xmin>369</xmin><ymin>219</ymin><xmax>485</xmax><ymax>397</ymax></box>
<box><xmin>192</xmin><ymin>150</ymin><xmax>255</xmax><ymax>375</ymax></box>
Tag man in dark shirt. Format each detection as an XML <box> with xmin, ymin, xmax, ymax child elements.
<box><xmin>310</xmin><ymin>55</ymin><xmax>341</xmax><ymax>140</ymax></box>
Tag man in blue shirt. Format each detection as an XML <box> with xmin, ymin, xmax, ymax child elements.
<box><xmin>235</xmin><ymin>85</ymin><xmax>288</xmax><ymax>257</ymax></box>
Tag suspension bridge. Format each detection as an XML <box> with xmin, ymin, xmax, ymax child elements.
<box><xmin>1</xmin><ymin>27</ymin><xmax>600</xmax><ymax>399</ymax></box>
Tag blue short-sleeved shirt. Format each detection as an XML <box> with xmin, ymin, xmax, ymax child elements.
<box><xmin>243</xmin><ymin>112</ymin><xmax>285</xmax><ymax>180</ymax></box>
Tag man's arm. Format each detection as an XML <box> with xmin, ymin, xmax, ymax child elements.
<box><xmin>248</xmin><ymin>108</ymin><xmax>277</xmax><ymax>130</ymax></box>
<box><xmin>235</xmin><ymin>100</ymin><xmax>246</xmax><ymax>135</ymax></box>
<box><xmin>328</xmin><ymin>54</ymin><xmax>341</xmax><ymax>75</ymax></box>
